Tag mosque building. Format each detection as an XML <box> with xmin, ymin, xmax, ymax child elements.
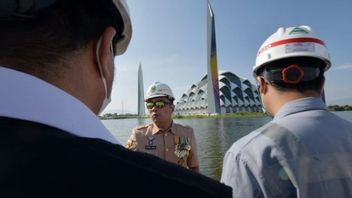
<box><xmin>175</xmin><ymin>71</ymin><xmax>262</xmax><ymax>115</ymax></box>
<box><xmin>139</xmin><ymin>2</ymin><xmax>262</xmax><ymax>115</ymax></box>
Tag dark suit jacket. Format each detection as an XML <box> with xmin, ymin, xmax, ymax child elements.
<box><xmin>0</xmin><ymin>117</ymin><xmax>231</xmax><ymax>197</ymax></box>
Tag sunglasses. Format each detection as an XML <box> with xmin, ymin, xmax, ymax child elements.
<box><xmin>146</xmin><ymin>101</ymin><xmax>170</xmax><ymax>109</ymax></box>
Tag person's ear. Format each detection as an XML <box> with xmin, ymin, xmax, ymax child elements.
<box><xmin>257</xmin><ymin>77</ymin><xmax>268</xmax><ymax>94</ymax></box>
<box><xmin>169</xmin><ymin>102</ymin><xmax>175</xmax><ymax>113</ymax></box>
<box><xmin>261</xmin><ymin>78</ymin><xmax>267</xmax><ymax>94</ymax></box>
<box><xmin>319</xmin><ymin>76</ymin><xmax>325</xmax><ymax>94</ymax></box>
<box><xmin>97</xmin><ymin>26</ymin><xmax>116</xmax><ymax>80</ymax></box>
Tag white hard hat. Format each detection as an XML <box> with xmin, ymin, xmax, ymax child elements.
<box><xmin>253</xmin><ymin>25</ymin><xmax>331</xmax><ymax>76</ymax></box>
<box><xmin>0</xmin><ymin>0</ymin><xmax>132</xmax><ymax>55</ymax></box>
<box><xmin>145</xmin><ymin>82</ymin><xmax>175</xmax><ymax>101</ymax></box>
<box><xmin>112</xmin><ymin>0</ymin><xmax>132</xmax><ymax>55</ymax></box>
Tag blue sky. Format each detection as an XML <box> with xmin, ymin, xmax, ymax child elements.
<box><xmin>105</xmin><ymin>0</ymin><xmax>352</xmax><ymax>114</ymax></box>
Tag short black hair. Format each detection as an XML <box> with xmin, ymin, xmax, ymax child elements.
<box><xmin>0</xmin><ymin>0</ymin><xmax>123</xmax><ymax>77</ymax></box>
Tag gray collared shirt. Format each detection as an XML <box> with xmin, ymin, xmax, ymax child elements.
<box><xmin>221</xmin><ymin>97</ymin><xmax>352</xmax><ymax>198</ymax></box>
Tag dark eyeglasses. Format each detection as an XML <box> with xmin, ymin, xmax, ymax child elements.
<box><xmin>146</xmin><ymin>101</ymin><xmax>170</xmax><ymax>109</ymax></box>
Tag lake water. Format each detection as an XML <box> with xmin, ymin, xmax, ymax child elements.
<box><xmin>102</xmin><ymin>111</ymin><xmax>352</xmax><ymax>181</ymax></box>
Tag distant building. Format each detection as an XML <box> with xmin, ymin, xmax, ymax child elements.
<box><xmin>175</xmin><ymin>2</ymin><xmax>261</xmax><ymax>115</ymax></box>
<box><xmin>137</xmin><ymin>63</ymin><xmax>145</xmax><ymax>116</ymax></box>
<box><xmin>206</xmin><ymin>1</ymin><xmax>220</xmax><ymax>114</ymax></box>
<box><xmin>175</xmin><ymin>71</ymin><xmax>262</xmax><ymax>115</ymax></box>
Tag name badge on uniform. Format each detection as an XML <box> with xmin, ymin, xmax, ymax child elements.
<box><xmin>145</xmin><ymin>136</ymin><xmax>157</xmax><ymax>150</ymax></box>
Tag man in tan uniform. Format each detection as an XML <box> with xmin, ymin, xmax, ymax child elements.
<box><xmin>126</xmin><ymin>82</ymin><xmax>199</xmax><ymax>172</ymax></box>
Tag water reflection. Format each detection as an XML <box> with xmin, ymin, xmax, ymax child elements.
<box><xmin>103</xmin><ymin>116</ymin><xmax>271</xmax><ymax>180</ymax></box>
<box><xmin>103</xmin><ymin>111</ymin><xmax>351</xmax><ymax>180</ymax></box>
<box><xmin>174</xmin><ymin>117</ymin><xmax>271</xmax><ymax>180</ymax></box>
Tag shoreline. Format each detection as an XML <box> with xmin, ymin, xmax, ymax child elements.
<box><xmin>101</xmin><ymin>112</ymin><xmax>268</xmax><ymax>120</ymax></box>
<box><xmin>101</xmin><ymin>108</ymin><xmax>352</xmax><ymax>120</ymax></box>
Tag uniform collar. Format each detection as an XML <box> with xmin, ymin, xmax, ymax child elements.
<box><xmin>273</xmin><ymin>97</ymin><xmax>328</xmax><ymax>121</ymax></box>
<box><xmin>0</xmin><ymin>66</ymin><xmax>119</xmax><ymax>144</ymax></box>
<box><xmin>151</xmin><ymin>121</ymin><xmax>176</xmax><ymax>135</ymax></box>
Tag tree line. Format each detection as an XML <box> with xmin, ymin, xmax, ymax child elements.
<box><xmin>328</xmin><ymin>105</ymin><xmax>352</xmax><ymax>111</ymax></box>
<box><xmin>100</xmin><ymin>105</ymin><xmax>352</xmax><ymax>120</ymax></box>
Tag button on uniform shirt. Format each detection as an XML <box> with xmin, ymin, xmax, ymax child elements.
<box><xmin>126</xmin><ymin>122</ymin><xmax>199</xmax><ymax>169</ymax></box>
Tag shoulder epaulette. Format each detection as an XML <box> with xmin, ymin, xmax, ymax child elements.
<box><xmin>175</xmin><ymin>123</ymin><xmax>193</xmax><ymax>130</ymax></box>
<box><xmin>134</xmin><ymin>125</ymin><xmax>148</xmax><ymax>131</ymax></box>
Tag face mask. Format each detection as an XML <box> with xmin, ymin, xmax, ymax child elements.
<box><xmin>98</xmin><ymin>78</ymin><xmax>111</xmax><ymax>115</ymax></box>
<box><xmin>96</xmin><ymin>37</ymin><xmax>113</xmax><ymax>114</ymax></box>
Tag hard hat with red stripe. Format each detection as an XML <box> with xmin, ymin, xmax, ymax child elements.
<box><xmin>253</xmin><ymin>25</ymin><xmax>331</xmax><ymax>76</ymax></box>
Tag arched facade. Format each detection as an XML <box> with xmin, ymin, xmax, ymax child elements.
<box><xmin>175</xmin><ymin>71</ymin><xmax>262</xmax><ymax>115</ymax></box>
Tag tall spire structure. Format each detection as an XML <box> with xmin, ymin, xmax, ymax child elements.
<box><xmin>206</xmin><ymin>1</ymin><xmax>220</xmax><ymax>114</ymax></box>
<box><xmin>137</xmin><ymin>62</ymin><xmax>146</xmax><ymax>116</ymax></box>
